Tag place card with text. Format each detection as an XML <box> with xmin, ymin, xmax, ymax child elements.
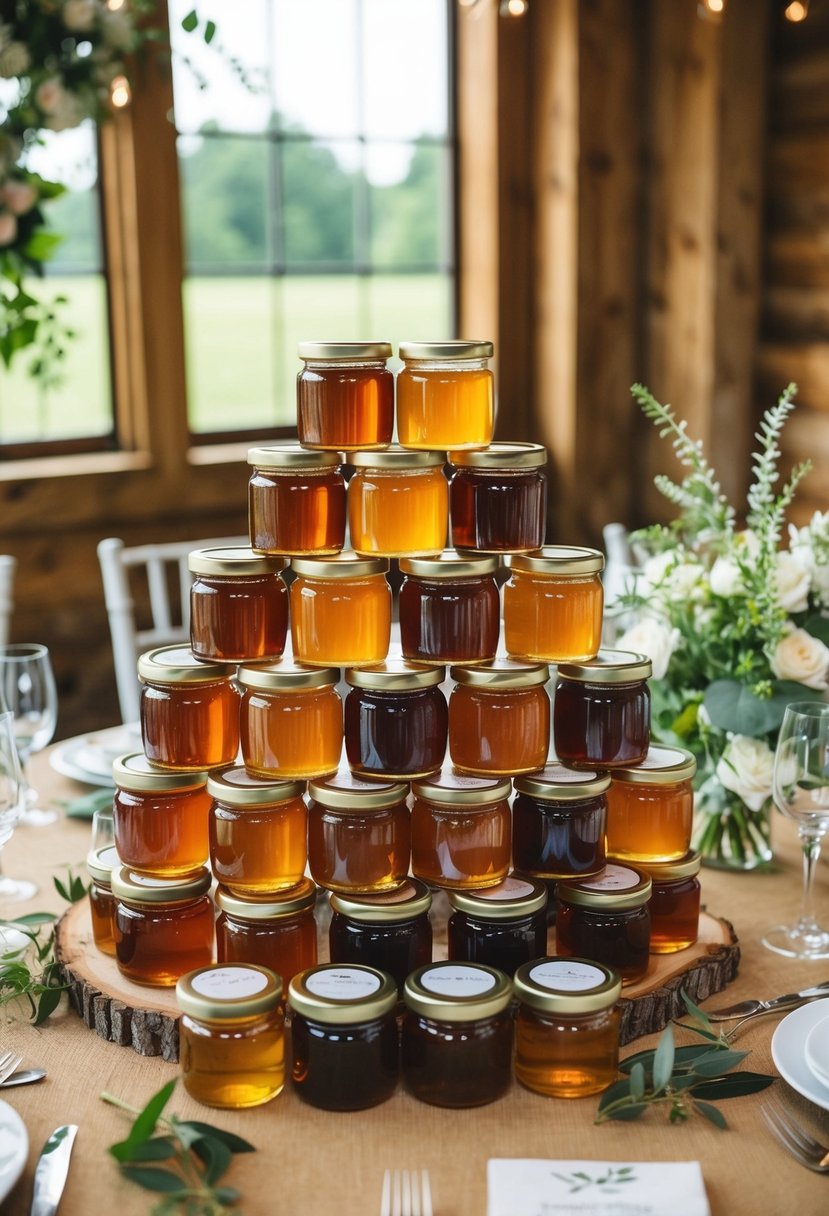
<box><xmin>487</xmin><ymin>1158</ymin><xmax>711</xmax><ymax>1216</ymax></box>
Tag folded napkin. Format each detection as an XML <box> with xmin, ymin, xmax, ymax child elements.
<box><xmin>487</xmin><ymin>1159</ymin><xmax>710</xmax><ymax>1216</ymax></box>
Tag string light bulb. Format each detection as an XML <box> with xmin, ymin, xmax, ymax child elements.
<box><xmin>784</xmin><ymin>0</ymin><xmax>809</xmax><ymax>21</ymax></box>
<box><xmin>698</xmin><ymin>0</ymin><xmax>725</xmax><ymax>19</ymax></box>
<box><xmin>110</xmin><ymin>74</ymin><xmax>131</xmax><ymax>108</ymax></box>
<box><xmin>499</xmin><ymin>0</ymin><xmax>529</xmax><ymax>16</ymax></box>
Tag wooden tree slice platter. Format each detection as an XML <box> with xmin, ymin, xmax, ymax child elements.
<box><xmin>55</xmin><ymin>896</ymin><xmax>738</xmax><ymax>1061</ymax></box>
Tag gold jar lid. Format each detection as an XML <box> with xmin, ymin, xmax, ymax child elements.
<box><xmin>288</xmin><ymin>963</ymin><xmax>398</xmax><ymax>1024</ymax></box>
<box><xmin>215</xmin><ymin>876</ymin><xmax>317</xmax><ymax>920</ymax></box>
<box><xmin>448</xmin><ymin>875</ymin><xmax>547</xmax><ymax>919</ymax></box>
<box><xmin>399</xmin><ymin>550</ymin><xmax>500</xmax><ymax>578</ymax></box>
<box><xmin>237</xmin><ymin>658</ymin><xmax>340</xmax><ymax>692</ymax></box>
<box><xmin>291</xmin><ymin>550</ymin><xmax>389</xmax><ymax>579</ymax></box>
<box><xmin>403</xmin><ymin>962</ymin><xmax>512</xmax><ymax>1022</ymax></box>
<box><xmin>641</xmin><ymin>850</ymin><xmax>702</xmax><ymax>881</ymax></box>
<box><xmin>611</xmin><ymin>744</ymin><xmax>697</xmax><ymax>785</ymax></box>
<box><xmin>448</xmin><ymin>442</ymin><xmax>547</xmax><ymax>469</ymax></box>
<box><xmin>514</xmin><ymin>762</ymin><xmax>611</xmax><ymax>800</ymax></box>
<box><xmin>86</xmin><ymin>844</ymin><xmax>120</xmax><ymax>885</ymax></box>
<box><xmin>188</xmin><ymin>547</ymin><xmax>287</xmax><ymax>577</ymax></box>
<box><xmin>557</xmin><ymin>863</ymin><xmax>652</xmax><ymax>910</ymax></box>
<box><xmin>510</xmin><ymin>545</ymin><xmax>605</xmax><ymax>575</ymax></box>
<box><xmin>113</xmin><ymin>752</ymin><xmax>208</xmax><ymax>793</ymax></box>
<box><xmin>329</xmin><ymin>878</ymin><xmax>432</xmax><ymax>924</ymax></box>
<box><xmin>137</xmin><ymin>645</ymin><xmax>232</xmax><ymax>684</ymax></box>
<box><xmin>247</xmin><ymin>443</ymin><xmax>343</xmax><ymax>469</ymax></box>
<box><xmin>557</xmin><ymin>649</ymin><xmax>653</xmax><ymax>684</ymax></box>
<box><xmin>450</xmin><ymin>658</ymin><xmax>549</xmax><ymax>689</ymax></box>
<box><xmin>398</xmin><ymin>340</ymin><xmax>493</xmax><ymax>360</ymax></box>
<box><xmin>350</xmin><ymin>445</ymin><xmax>445</xmax><ymax>469</ymax></box>
<box><xmin>345</xmin><ymin>659</ymin><xmax>445</xmax><ymax>691</ymax></box>
<box><xmin>298</xmin><ymin>341</ymin><xmax>392</xmax><ymax>361</ymax></box>
<box><xmin>413</xmin><ymin>769</ymin><xmax>511</xmax><ymax>806</ymax></box>
<box><xmin>207</xmin><ymin>764</ymin><xmax>305</xmax><ymax>806</ymax></box>
<box><xmin>513</xmin><ymin>957</ymin><xmax>621</xmax><ymax>1015</ymax></box>
<box><xmin>308</xmin><ymin>770</ymin><xmax>408</xmax><ymax>811</ymax></box>
<box><xmin>177</xmin><ymin>963</ymin><xmax>282</xmax><ymax>1021</ymax></box>
<box><xmin>110</xmin><ymin>865</ymin><xmax>212</xmax><ymax>904</ymax></box>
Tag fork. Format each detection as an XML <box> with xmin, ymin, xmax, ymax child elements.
<box><xmin>379</xmin><ymin>1169</ymin><xmax>433</xmax><ymax>1216</ymax></box>
<box><xmin>761</xmin><ymin>1098</ymin><xmax>829</xmax><ymax>1172</ymax></box>
<box><xmin>0</xmin><ymin>1051</ymin><xmax>23</xmax><ymax>1085</ymax></box>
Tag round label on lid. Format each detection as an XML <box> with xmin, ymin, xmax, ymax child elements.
<box><xmin>98</xmin><ymin>846</ymin><xmax>119</xmax><ymax>869</ymax></box>
<box><xmin>476</xmin><ymin>876</ymin><xmax>536</xmax><ymax>901</ymax></box>
<box><xmin>420</xmin><ymin>964</ymin><xmax>496</xmax><ymax>998</ymax></box>
<box><xmin>191</xmin><ymin>966</ymin><xmax>269</xmax><ymax>1001</ymax></box>
<box><xmin>528</xmin><ymin>959</ymin><xmax>606</xmax><ymax>992</ymax></box>
<box><xmin>580</xmin><ymin>864</ymin><xmax>640</xmax><ymax>892</ymax></box>
<box><xmin>305</xmin><ymin>967</ymin><xmax>382</xmax><ymax>1001</ymax></box>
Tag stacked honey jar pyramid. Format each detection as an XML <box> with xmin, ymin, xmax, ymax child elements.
<box><xmin>86</xmin><ymin>340</ymin><xmax>702</xmax><ymax>1112</ymax></box>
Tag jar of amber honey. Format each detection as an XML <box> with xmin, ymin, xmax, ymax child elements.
<box><xmin>397</xmin><ymin>340</ymin><xmax>494</xmax><ymax>450</ymax></box>
<box><xmin>297</xmin><ymin>341</ymin><xmax>394</xmax><ymax>451</ymax></box>
<box><xmin>606</xmin><ymin>745</ymin><xmax>696</xmax><ymax>862</ymax></box>
<box><xmin>238</xmin><ymin>659</ymin><xmax>342</xmax><ymax>780</ymax></box>
<box><xmin>247</xmin><ymin>444</ymin><xmax>346</xmax><ymax>556</ymax></box>
<box><xmin>447</xmin><ymin>875</ymin><xmax>547</xmax><ymax>976</ymax></box>
<box><xmin>111</xmin><ymin>865</ymin><xmax>214</xmax><ymax>987</ymax></box>
<box><xmin>642</xmin><ymin>851</ymin><xmax>701</xmax><ymax>953</ymax></box>
<box><xmin>556</xmin><ymin>863</ymin><xmax>652</xmax><ymax>986</ymax></box>
<box><xmin>402</xmin><ymin>962</ymin><xmax>513</xmax><ymax>1107</ymax></box>
<box><xmin>177</xmin><ymin>963</ymin><xmax>284</xmax><ymax>1108</ymax></box>
<box><xmin>448</xmin><ymin>442</ymin><xmax>547</xmax><ymax>553</ymax></box>
<box><xmin>448</xmin><ymin>659</ymin><xmax>550</xmax><ymax>775</ymax></box>
<box><xmin>344</xmin><ymin>660</ymin><xmax>448</xmax><ymax>781</ymax></box>
<box><xmin>348</xmin><ymin>447</ymin><xmax>448</xmax><ymax>557</ymax></box>
<box><xmin>513</xmin><ymin>957</ymin><xmax>622</xmax><ymax>1098</ymax></box>
<box><xmin>112</xmin><ymin>753</ymin><xmax>211</xmax><ymax>878</ymax></box>
<box><xmin>87</xmin><ymin>844</ymin><xmax>119</xmax><ymax>956</ymax></box>
<box><xmin>188</xmin><ymin>546</ymin><xmax>288</xmax><ymax>663</ymax></box>
<box><xmin>554</xmin><ymin>650</ymin><xmax>652</xmax><ymax>770</ymax></box>
<box><xmin>288</xmin><ymin>964</ymin><xmax>399</xmax><ymax>1110</ymax></box>
<box><xmin>208</xmin><ymin>765</ymin><xmax>307</xmax><ymax>895</ymax></box>
<box><xmin>504</xmin><ymin>546</ymin><xmax>605</xmax><ymax>663</ymax></box>
<box><xmin>512</xmin><ymin>763</ymin><xmax>610</xmax><ymax>880</ymax></box>
<box><xmin>290</xmin><ymin>552</ymin><xmax>391</xmax><ymax>667</ymax></box>
<box><xmin>308</xmin><ymin>772</ymin><xmax>410</xmax><ymax>894</ymax></box>
<box><xmin>411</xmin><ymin>771</ymin><xmax>512</xmax><ymax>889</ymax></box>
<box><xmin>328</xmin><ymin>878</ymin><xmax>433</xmax><ymax>994</ymax></box>
<box><xmin>138</xmin><ymin>645</ymin><xmax>241</xmax><ymax>772</ymax></box>
<box><xmin>215</xmin><ymin>878</ymin><xmax>318</xmax><ymax>992</ymax></box>
<box><xmin>398</xmin><ymin>551</ymin><xmax>500</xmax><ymax>665</ymax></box>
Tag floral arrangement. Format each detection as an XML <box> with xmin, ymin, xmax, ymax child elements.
<box><xmin>616</xmin><ymin>383</ymin><xmax>829</xmax><ymax>869</ymax></box>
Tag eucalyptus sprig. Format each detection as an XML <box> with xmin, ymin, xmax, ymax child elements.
<box><xmin>102</xmin><ymin>1080</ymin><xmax>255</xmax><ymax>1216</ymax></box>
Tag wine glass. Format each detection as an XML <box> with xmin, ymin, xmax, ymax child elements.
<box><xmin>0</xmin><ymin>644</ymin><xmax>58</xmax><ymax>828</ymax></box>
<box><xmin>0</xmin><ymin>710</ymin><xmax>36</xmax><ymax>902</ymax></box>
<box><xmin>763</xmin><ymin>701</ymin><xmax>829</xmax><ymax>959</ymax></box>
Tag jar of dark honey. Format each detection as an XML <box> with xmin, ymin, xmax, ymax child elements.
<box><xmin>111</xmin><ymin>865</ymin><xmax>214</xmax><ymax>987</ymax></box>
<box><xmin>328</xmin><ymin>878</ymin><xmax>433</xmax><ymax>994</ymax></box>
<box><xmin>247</xmin><ymin>444</ymin><xmax>346</xmax><ymax>556</ymax></box>
<box><xmin>112</xmin><ymin>752</ymin><xmax>211</xmax><ymax>878</ymax></box>
<box><xmin>215</xmin><ymin>878</ymin><xmax>318</xmax><ymax>991</ymax></box>
<box><xmin>642</xmin><ymin>851</ymin><xmax>701</xmax><ymax>953</ymax></box>
<box><xmin>397</xmin><ymin>340</ymin><xmax>494</xmax><ymax>450</ymax></box>
<box><xmin>554</xmin><ymin>650</ymin><xmax>652</xmax><ymax>770</ymax></box>
<box><xmin>138</xmin><ymin>645</ymin><xmax>241</xmax><ymax>772</ymax></box>
<box><xmin>411</xmin><ymin>771</ymin><xmax>512</xmax><ymax>889</ymax></box>
<box><xmin>555</xmin><ymin>863</ymin><xmax>652</xmax><ymax>985</ymax></box>
<box><xmin>504</xmin><ymin>546</ymin><xmax>605</xmax><ymax>662</ymax></box>
<box><xmin>398</xmin><ymin>551</ymin><xmax>500</xmax><ymax>665</ymax></box>
<box><xmin>606</xmin><ymin>745</ymin><xmax>696</xmax><ymax>862</ymax></box>
<box><xmin>87</xmin><ymin>844</ymin><xmax>119</xmax><ymax>956</ymax></box>
<box><xmin>177</xmin><ymin>963</ymin><xmax>284</xmax><ymax>1108</ymax></box>
<box><xmin>448</xmin><ymin>659</ymin><xmax>550</xmax><ymax>775</ymax></box>
<box><xmin>348</xmin><ymin>447</ymin><xmax>449</xmax><ymax>557</ymax></box>
<box><xmin>344</xmin><ymin>660</ymin><xmax>448</xmax><ymax>781</ymax></box>
<box><xmin>188</xmin><ymin>546</ymin><xmax>288</xmax><ymax>663</ymax></box>
<box><xmin>513</xmin><ymin>957</ymin><xmax>622</xmax><ymax>1097</ymax></box>
<box><xmin>288</xmin><ymin>963</ymin><xmax>399</xmax><ymax>1110</ymax></box>
<box><xmin>297</xmin><ymin>341</ymin><xmax>394</xmax><ymax>451</ymax></box>
<box><xmin>308</xmin><ymin>771</ymin><xmax>410</xmax><ymax>894</ymax></box>
<box><xmin>447</xmin><ymin>875</ymin><xmax>547</xmax><ymax>976</ymax></box>
<box><xmin>448</xmin><ymin>442</ymin><xmax>547</xmax><ymax>553</ymax></box>
<box><xmin>512</xmin><ymin>763</ymin><xmax>610</xmax><ymax>880</ymax></box>
<box><xmin>290</xmin><ymin>552</ymin><xmax>392</xmax><ymax>666</ymax></box>
<box><xmin>208</xmin><ymin>765</ymin><xmax>307</xmax><ymax>895</ymax></box>
<box><xmin>401</xmin><ymin>961</ymin><xmax>513</xmax><ymax>1107</ymax></box>
<box><xmin>238</xmin><ymin>659</ymin><xmax>342</xmax><ymax>780</ymax></box>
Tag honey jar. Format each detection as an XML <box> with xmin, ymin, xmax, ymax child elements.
<box><xmin>215</xmin><ymin>879</ymin><xmax>318</xmax><ymax>991</ymax></box>
<box><xmin>112</xmin><ymin>752</ymin><xmax>211</xmax><ymax>878</ymax></box>
<box><xmin>411</xmin><ymin>771</ymin><xmax>512</xmax><ymax>890</ymax></box>
<box><xmin>238</xmin><ymin>659</ymin><xmax>342</xmax><ymax>780</ymax></box>
<box><xmin>447</xmin><ymin>875</ymin><xmax>548</xmax><ymax>976</ymax></box>
<box><xmin>503</xmin><ymin>546</ymin><xmax>605</xmax><ymax>663</ymax></box>
<box><xmin>138</xmin><ymin>645</ymin><xmax>241</xmax><ymax>772</ymax></box>
<box><xmin>208</xmin><ymin>765</ymin><xmax>307</xmax><ymax>895</ymax></box>
<box><xmin>556</xmin><ymin>863</ymin><xmax>652</xmax><ymax>986</ymax></box>
<box><xmin>188</xmin><ymin>546</ymin><xmax>289</xmax><ymax>663</ymax></box>
<box><xmin>247</xmin><ymin>444</ymin><xmax>346</xmax><ymax>556</ymax></box>
<box><xmin>87</xmin><ymin>844</ymin><xmax>119</xmax><ymax>956</ymax></box>
<box><xmin>111</xmin><ymin>865</ymin><xmax>214</xmax><ymax>987</ymax></box>
<box><xmin>402</xmin><ymin>962</ymin><xmax>513</xmax><ymax>1107</ymax></box>
<box><xmin>328</xmin><ymin>878</ymin><xmax>433</xmax><ymax>994</ymax></box>
<box><xmin>348</xmin><ymin>447</ymin><xmax>449</xmax><ymax>557</ymax></box>
<box><xmin>606</xmin><ymin>745</ymin><xmax>697</xmax><ymax>862</ymax></box>
<box><xmin>308</xmin><ymin>772</ymin><xmax>410</xmax><ymax>894</ymax></box>
<box><xmin>288</xmin><ymin>963</ymin><xmax>399</xmax><ymax>1110</ymax></box>
<box><xmin>448</xmin><ymin>442</ymin><xmax>547</xmax><ymax>553</ymax></box>
<box><xmin>513</xmin><ymin>957</ymin><xmax>622</xmax><ymax>1098</ymax></box>
<box><xmin>554</xmin><ymin>649</ymin><xmax>652</xmax><ymax>770</ymax></box>
<box><xmin>290</xmin><ymin>552</ymin><xmax>391</xmax><ymax>667</ymax></box>
<box><xmin>512</xmin><ymin>763</ymin><xmax>610</xmax><ymax>880</ymax></box>
<box><xmin>397</xmin><ymin>340</ymin><xmax>494</xmax><ymax>450</ymax></box>
<box><xmin>177</xmin><ymin>963</ymin><xmax>284</xmax><ymax>1108</ymax></box>
<box><xmin>398</xmin><ymin>551</ymin><xmax>501</xmax><ymax>665</ymax></box>
<box><xmin>642</xmin><ymin>851</ymin><xmax>702</xmax><ymax>953</ymax></box>
<box><xmin>344</xmin><ymin>660</ymin><xmax>448</xmax><ymax>781</ymax></box>
<box><xmin>297</xmin><ymin>341</ymin><xmax>394</xmax><ymax>451</ymax></box>
<box><xmin>448</xmin><ymin>659</ymin><xmax>550</xmax><ymax>775</ymax></box>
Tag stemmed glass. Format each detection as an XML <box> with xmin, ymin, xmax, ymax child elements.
<box><xmin>763</xmin><ymin>701</ymin><xmax>829</xmax><ymax>959</ymax></box>
<box><xmin>0</xmin><ymin>710</ymin><xmax>36</xmax><ymax>902</ymax></box>
<box><xmin>0</xmin><ymin>644</ymin><xmax>58</xmax><ymax>828</ymax></box>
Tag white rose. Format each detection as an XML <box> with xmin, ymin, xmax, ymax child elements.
<box><xmin>775</xmin><ymin>551</ymin><xmax>811</xmax><ymax>613</ymax></box>
<box><xmin>616</xmin><ymin>617</ymin><xmax>680</xmax><ymax>680</ymax></box>
<box><xmin>63</xmin><ymin>0</ymin><xmax>98</xmax><ymax>31</ymax></box>
<box><xmin>789</xmin><ymin>512</ymin><xmax>829</xmax><ymax>610</ymax></box>
<box><xmin>0</xmin><ymin>41</ymin><xmax>31</xmax><ymax>78</ymax></box>
<box><xmin>771</xmin><ymin>627</ymin><xmax>829</xmax><ymax>690</ymax></box>
<box><xmin>716</xmin><ymin>735</ymin><xmax>774</xmax><ymax>812</ymax></box>
<box><xmin>709</xmin><ymin>556</ymin><xmax>746</xmax><ymax>598</ymax></box>
<box><xmin>0</xmin><ymin>179</ymin><xmax>36</xmax><ymax>215</ymax></box>
<box><xmin>0</xmin><ymin>211</ymin><xmax>17</xmax><ymax>246</ymax></box>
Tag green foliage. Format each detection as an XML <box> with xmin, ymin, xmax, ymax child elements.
<box><xmin>0</xmin><ymin>868</ymin><xmax>86</xmax><ymax>1023</ymax></box>
<box><xmin>703</xmin><ymin>677</ymin><xmax>823</xmax><ymax>736</ymax></box>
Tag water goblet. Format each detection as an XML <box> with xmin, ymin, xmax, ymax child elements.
<box><xmin>0</xmin><ymin>710</ymin><xmax>36</xmax><ymax>903</ymax></box>
<box><xmin>0</xmin><ymin>643</ymin><xmax>58</xmax><ymax>828</ymax></box>
<box><xmin>763</xmin><ymin>701</ymin><xmax>829</xmax><ymax>959</ymax></box>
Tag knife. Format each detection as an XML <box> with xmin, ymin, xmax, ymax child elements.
<box><xmin>705</xmin><ymin>980</ymin><xmax>829</xmax><ymax>1022</ymax></box>
<box><xmin>30</xmin><ymin>1125</ymin><xmax>78</xmax><ymax>1216</ymax></box>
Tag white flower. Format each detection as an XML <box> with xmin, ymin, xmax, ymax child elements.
<box><xmin>716</xmin><ymin>735</ymin><xmax>774</xmax><ymax>812</ymax></box>
<box><xmin>775</xmin><ymin>551</ymin><xmax>811</xmax><ymax>613</ymax></box>
<box><xmin>0</xmin><ymin>180</ymin><xmax>37</xmax><ymax>216</ymax></box>
<box><xmin>36</xmin><ymin>79</ymin><xmax>85</xmax><ymax>131</ymax></box>
<box><xmin>0</xmin><ymin>41</ymin><xmax>31</xmax><ymax>78</ymax></box>
<box><xmin>0</xmin><ymin>211</ymin><xmax>17</xmax><ymax>246</ymax></box>
<box><xmin>771</xmin><ymin>627</ymin><xmax>829</xmax><ymax>690</ymax></box>
<box><xmin>616</xmin><ymin>617</ymin><xmax>680</xmax><ymax>680</ymax></box>
<box><xmin>789</xmin><ymin>511</ymin><xmax>829</xmax><ymax>609</ymax></box>
<box><xmin>63</xmin><ymin>0</ymin><xmax>99</xmax><ymax>31</ymax></box>
<box><xmin>709</xmin><ymin>556</ymin><xmax>746</xmax><ymax>598</ymax></box>
<box><xmin>35</xmin><ymin>78</ymin><xmax>66</xmax><ymax>115</ymax></box>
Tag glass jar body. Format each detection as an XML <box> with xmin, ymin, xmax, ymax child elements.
<box><xmin>344</xmin><ymin>685</ymin><xmax>447</xmax><ymax>781</ymax></box>
<box><xmin>297</xmin><ymin>358</ymin><xmax>394</xmax><ymax>451</ymax></box>
<box><xmin>240</xmin><ymin>685</ymin><xmax>342</xmax><ymax>780</ymax></box>
<box><xmin>180</xmin><ymin>1009</ymin><xmax>285</xmax><ymax>1108</ymax></box>
<box><xmin>504</xmin><ymin>571</ymin><xmax>603</xmax><ymax>663</ymax></box>
<box><xmin>515</xmin><ymin>1004</ymin><xmax>620</xmax><ymax>1098</ymax></box>
<box><xmin>447</xmin><ymin>909</ymin><xmax>547</xmax><ymax>977</ymax></box>
<box><xmin>210</xmin><ymin>795</ymin><xmax>308</xmax><ymax>894</ymax></box>
<box><xmin>141</xmin><ymin>678</ymin><xmax>241</xmax><ymax>771</ymax></box>
<box><xmin>89</xmin><ymin>879</ymin><xmax>116</xmax><ymax>956</ymax></box>
<box><xmin>410</xmin><ymin>797</ymin><xmax>511</xmax><ymax>889</ymax></box>
<box><xmin>329</xmin><ymin>912</ymin><xmax>432</xmax><ymax>994</ymax></box>
<box><xmin>216</xmin><ymin>908</ymin><xmax>318</xmax><ymax>990</ymax></box>
<box><xmin>397</xmin><ymin>357</ymin><xmax>493</xmax><ymax>450</ymax></box>
<box><xmin>190</xmin><ymin>572</ymin><xmax>288</xmax><ymax>663</ymax></box>
<box><xmin>114</xmin><ymin>895</ymin><xmax>214</xmax><ymax>987</ymax></box>
<box><xmin>114</xmin><ymin>786</ymin><xmax>211</xmax><ymax>878</ymax></box>
<box><xmin>248</xmin><ymin>464</ymin><xmax>346</xmax><ymax>556</ymax></box>
<box><xmin>555</xmin><ymin>902</ymin><xmax>650</xmax><ymax>985</ymax></box>
<box><xmin>348</xmin><ymin>465</ymin><xmax>448</xmax><ymax>557</ymax></box>
<box><xmin>511</xmin><ymin>791</ymin><xmax>607</xmax><ymax>880</ymax></box>
<box><xmin>606</xmin><ymin>778</ymin><xmax>694</xmax><ymax>862</ymax></box>
<box><xmin>553</xmin><ymin>678</ymin><xmax>650</xmax><ymax>769</ymax></box>
<box><xmin>308</xmin><ymin>799</ymin><xmax>411</xmax><ymax>894</ymax></box>
<box><xmin>291</xmin><ymin>573</ymin><xmax>391</xmax><ymax>666</ymax></box>
<box><xmin>448</xmin><ymin>683</ymin><xmax>549</xmax><ymax>776</ymax></box>
<box><xmin>290</xmin><ymin>1011</ymin><xmax>399</xmax><ymax>1110</ymax></box>
<box><xmin>399</xmin><ymin>574</ymin><xmax>500</xmax><ymax>665</ymax></box>
<box><xmin>450</xmin><ymin>466</ymin><xmax>546</xmax><ymax>553</ymax></box>
<box><xmin>401</xmin><ymin>1009</ymin><xmax>512</xmax><ymax>1107</ymax></box>
<box><xmin>649</xmin><ymin>875</ymin><xmax>701</xmax><ymax>953</ymax></box>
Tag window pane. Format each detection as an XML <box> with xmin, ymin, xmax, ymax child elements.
<box><xmin>179</xmin><ymin>135</ymin><xmax>270</xmax><ymax>269</ymax></box>
<box><xmin>282</xmin><ymin>139</ymin><xmax>359</xmax><ymax>267</ymax></box>
<box><xmin>366</xmin><ymin>274</ymin><xmax>453</xmax><ymax>354</ymax></box>
<box><xmin>279</xmin><ymin>275</ymin><xmax>364</xmax><ymax>414</ymax></box>
<box><xmin>363</xmin><ymin>0</ymin><xmax>449</xmax><ymax>139</ymax></box>
<box><xmin>368</xmin><ymin>143</ymin><xmax>450</xmax><ymax>268</ymax></box>
<box><xmin>273</xmin><ymin>0</ymin><xmax>359</xmax><ymax>137</ymax></box>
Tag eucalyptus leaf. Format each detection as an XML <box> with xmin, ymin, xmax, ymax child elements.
<box><xmin>34</xmin><ymin>986</ymin><xmax>62</xmax><ymax>1025</ymax></box>
<box><xmin>652</xmin><ymin>1026</ymin><xmax>675</xmax><ymax>1092</ymax></box>
<box><xmin>111</xmin><ymin>1137</ymin><xmax>177</xmax><ymax>1164</ymax></box>
<box><xmin>192</xmin><ymin>1136</ymin><xmax>232</xmax><ymax>1185</ymax></box>
<box><xmin>120</xmin><ymin>1080</ymin><xmax>177</xmax><ymax>1152</ymax></box>
<box><xmin>693</xmin><ymin>1100</ymin><xmax>727</xmax><ymax>1129</ymax></box>
<box><xmin>120</xmin><ymin>1165</ymin><xmax>188</xmax><ymax>1194</ymax></box>
<box><xmin>690</xmin><ymin>1050</ymin><xmax>749</xmax><ymax>1077</ymax></box>
<box><xmin>605</xmin><ymin>1103</ymin><xmax>648</xmax><ymax>1122</ymax></box>
<box><xmin>803</xmin><ymin>613</ymin><xmax>829</xmax><ymax>646</ymax></box>
<box><xmin>597</xmin><ymin>1078</ymin><xmax>635</xmax><ymax>1111</ymax></box>
<box><xmin>13</xmin><ymin>912</ymin><xmax>56</xmax><ymax>927</ymax></box>
<box><xmin>679</xmin><ymin>991</ymin><xmax>711</xmax><ymax>1028</ymax></box>
<box><xmin>691</xmin><ymin>1072</ymin><xmax>775</xmax><ymax>1100</ymax></box>
<box><xmin>181</xmin><ymin>9</ymin><xmax>199</xmax><ymax>32</ymax></box>
<box><xmin>179</xmin><ymin>1123</ymin><xmax>255</xmax><ymax>1154</ymax></box>
<box><xmin>629</xmin><ymin>1061</ymin><xmax>646</xmax><ymax>1100</ymax></box>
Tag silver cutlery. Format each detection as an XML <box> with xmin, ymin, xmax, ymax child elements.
<box><xmin>0</xmin><ymin>1050</ymin><xmax>23</xmax><ymax>1084</ymax></box>
<box><xmin>0</xmin><ymin>1068</ymin><xmax>46</xmax><ymax>1088</ymax></box>
<box><xmin>30</xmin><ymin>1124</ymin><xmax>78</xmax><ymax>1216</ymax></box>
<box><xmin>704</xmin><ymin>981</ymin><xmax>829</xmax><ymax>1022</ymax></box>
<box><xmin>379</xmin><ymin>1169</ymin><xmax>433</xmax><ymax>1216</ymax></box>
<box><xmin>761</xmin><ymin>1099</ymin><xmax>829</xmax><ymax>1173</ymax></box>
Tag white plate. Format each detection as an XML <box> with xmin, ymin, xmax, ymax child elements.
<box><xmin>50</xmin><ymin>723</ymin><xmax>141</xmax><ymax>787</ymax></box>
<box><xmin>804</xmin><ymin>1012</ymin><xmax>829</xmax><ymax>1090</ymax></box>
<box><xmin>0</xmin><ymin>1097</ymin><xmax>28</xmax><ymax>1204</ymax></box>
<box><xmin>772</xmin><ymin>998</ymin><xmax>829</xmax><ymax>1111</ymax></box>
